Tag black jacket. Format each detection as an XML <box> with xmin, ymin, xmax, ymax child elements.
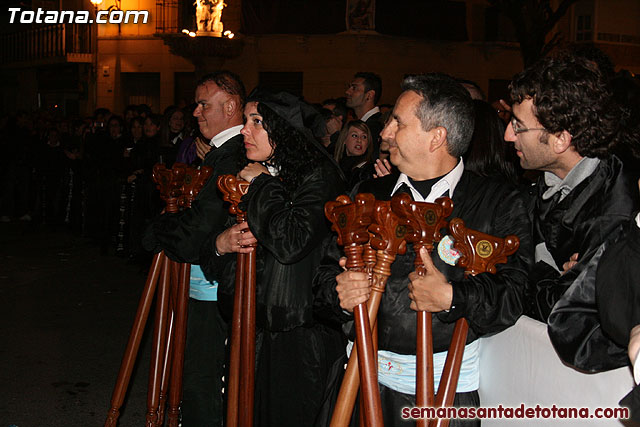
<box><xmin>530</xmin><ymin>155</ymin><xmax>639</xmax><ymax>371</ymax></box>
<box><xmin>314</xmin><ymin>170</ymin><xmax>533</xmax><ymax>354</ymax></box>
<box><xmin>142</xmin><ymin>134</ymin><xmax>244</xmax><ymax>263</ymax></box>
<box><xmin>200</xmin><ymin>157</ymin><xmax>346</xmax><ymax>332</ymax></box>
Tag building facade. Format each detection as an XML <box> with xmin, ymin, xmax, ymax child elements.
<box><xmin>1</xmin><ymin>0</ymin><xmax>638</xmax><ymax>117</ymax></box>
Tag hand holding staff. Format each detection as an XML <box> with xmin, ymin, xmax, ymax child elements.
<box><xmin>217</xmin><ymin>174</ymin><xmax>254</xmax><ymax>427</ymax></box>
<box><xmin>326</xmin><ymin>193</ymin><xmax>383</xmax><ymax>427</ymax></box>
<box><xmin>392</xmin><ymin>194</ymin><xmax>453</xmax><ymax>425</ymax></box>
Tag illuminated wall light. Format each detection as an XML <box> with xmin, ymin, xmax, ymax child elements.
<box><xmin>189</xmin><ymin>31</ymin><xmax>196</xmax><ymax>37</ymax></box>
<box><xmin>182</xmin><ymin>29</ymin><xmax>190</xmax><ymax>34</ymax></box>
<box><xmin>223</xmin><ymin>30</ymin><xmax>231</xmax><ymax>36</ymax></box>
<box><xmin>227</xmin><ymin>32</ymin><xmax>234</xmax><ymax>39</ymax></box>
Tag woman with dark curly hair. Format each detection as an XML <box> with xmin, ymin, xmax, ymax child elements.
<box><xmin>200</xmin><ymin>89</ymin><xmax>346</xmax><ymax>426</ymax></box>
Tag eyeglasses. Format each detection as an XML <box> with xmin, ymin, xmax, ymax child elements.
<box><xmin>510</xmin><ymin>117</ymin><xmax>546</xmax><ymax>135</ymax></box>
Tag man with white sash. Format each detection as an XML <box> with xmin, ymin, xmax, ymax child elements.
<box><xmin>317</xmin><ymin>73</ymin><xmax>532</xmax><ymax>426</ymax></box>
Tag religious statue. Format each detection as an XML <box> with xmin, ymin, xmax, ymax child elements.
<box><xmin>194</xmin><ymin>0</ymin><xmax>226</xmax><ymax>35</ymax></box>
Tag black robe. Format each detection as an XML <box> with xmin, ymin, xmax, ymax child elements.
<box><xmin>200</xmin><ymin>157</ymin><xmax>347</xmax><ymax>426</ymax></box>
<box><xmin>596</xmin><ymin>215</ymin><xmax>640</xmax><ymax>422</ymax></box>
<box><xmin>313</xmin><ymin>170</ymin><xmax>532</xmax><ymax>420</ymax></box>
<box><xmin>142</xmin><ymin>134</ymin><xmax>244</xmax><ymax>263</ymax></box>
<box><xmin>528</xmin><ymin>155</ymin><xmax>639</xmax><ymax>371</ymax></box>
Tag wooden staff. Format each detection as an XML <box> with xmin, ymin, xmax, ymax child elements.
<box><xmin>217</xmin><ymin>174</ymin><xmax>253</xmax><ymax>427</ymax></box>
<box><xmin>166</xmin><ymin>165</ymin><xmax>212</xmax><ymax>427</ymax></box>
<box><xmin>430</xmin><ymin>218</ymin><xmax>519</xmax><ymax>427</ymax></box>
<box><xmin>325</xmin><ymin>194</ymin><xmax>382</xmax><ymax>427</ymax></box>
<box><xmin>105</xmin><ymin>164</ymin><xmax>185</xmax><ymax>427</ymax></box>
<box><xmin>104</xmin><ymin>163</ymin><xmax>211</xmax><ymax>427</ymax></box>
<box><xmin>329</xmin><ymin>197</ymin><xmax>408</xmax><ymax>427</ymax></box>
<box><xmin>391</xmin><ymin>194</ymin><xmax>453</xmax><ymax>426</ymax></box>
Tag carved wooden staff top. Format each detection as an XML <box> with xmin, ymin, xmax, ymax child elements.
<box><xmin>177</xmin><ymin>165</ymin><xmax>213</xmax><ymax>209</ymax></box>
<box><xmin>217</xmin><ymin>174</ymin><xmax>250</xmax><ymax>221</ymax></box>
<box><xmin>368</xmin><ymin>199</ymin><xmax>408</xmax><ymax>290</ymax></box>
<box><xmin>325</xmin><ymin>193</ymin><xmax>376</xmax><ymax>271</ymax></box>
<box><xmin>325</xmin><ymin>193</ymin><xmax>383</xmax><ymax>427</ymax></box>
<box><xmin>152</xmin><ymin>164</ymin><xmax>187</xmax><ymax>213</ymax></box>
<box><xmin>391</xmin><ymin>193</ymin><xmax>453</xmax><ymax>271</ymax></box>
<box><xmin>448</xmin><ymin>218</ymin><xmax>520</xmax><ymax>277</ymax></box>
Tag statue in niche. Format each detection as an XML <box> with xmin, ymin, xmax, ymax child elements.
<box><xmin>211</xmin><ymin>0</ymin><xmax>226</xmax><ymax>34</ymax></box>
<box><xmin>194</xmin><ymin>0</ymin><xmax>225</xmax><ymax>35</ymax></box>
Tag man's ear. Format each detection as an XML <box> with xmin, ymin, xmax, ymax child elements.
<box><xmin>429</xmin><ymin>126</ymin><xmax>448</xmax><ymax>152</ymax></box>
<box><xmin>224</xmin><ymin>97</ymin><xmax>237</xmax><ymax>116</ymax></box>
<box><xmin>365</xmin><ymin>89</ymin><xmax>375</xmax><ymax>103</ymax></box>
<box><xmin>551</xmin><ymin>130</ymin><xmax>573</xmax><ymax>154</ymax></box>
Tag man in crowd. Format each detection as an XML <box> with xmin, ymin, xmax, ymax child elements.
<box><xmin>503</xmin><ymin>53</ymin><xmax>639</xmax><ymax>371</ymax></box>
<box><xmin>315</xmin><ymin>73</ymin><xmax>531</xmax><ymax>425</ymax></box>
<box><xmin>143</xmin><ymin>70</ymin><xmax>246</xmax><ymax>426</ymax></box>
<box><xmin>345</xmin><ymin>72</ymin><xmax>384</xmax><ymax>151</ymax></box>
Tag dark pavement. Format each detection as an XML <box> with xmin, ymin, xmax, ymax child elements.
<box><xmin>1</xmin><ymin>222</ymin><xmax>154</xmax><ymax>426</ymax></box>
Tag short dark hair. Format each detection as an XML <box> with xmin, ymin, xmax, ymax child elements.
<box><xmin>355</xmin><ymin>72</ymin><xmax>382</xmax><ymax>105</ymax></box>
<box><xmin>197</xmin><ymin>70</ymin><xmax>246</xmax><ymax>105</ymax></box>
<box><xmin>510</xmin><ymin>53</ymin><xmax>620</xmax><ymax>158</ymax></box>
<box><xmin>322</xmin><ymin>98</ymin><xmax>347</xmax><ymax>121</ymax></box>
<box><xmin>401</xmin><ymin>73</ymin><xmax>475</xmax><ymax>158</ymax></box>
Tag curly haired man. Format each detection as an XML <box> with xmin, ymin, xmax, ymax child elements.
<box><xmin>504</xmin><ymin>52</ymin><xmax>639</xmax><ymax>372</ymax></box>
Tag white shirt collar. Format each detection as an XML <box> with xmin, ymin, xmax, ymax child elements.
<box><xmin>391</xmin><ymin>158</ymin><xmax>465</xmax><ymax>202</ymax></box>
<box><xmin>360</xmin><ymin>106</ymin><xmax>380</xmax><ymax>122</ymax></box>
<box><xmin>209</xmin><ymin>124</ymin><xmax>243</xmax><ymax>148</ymax></box>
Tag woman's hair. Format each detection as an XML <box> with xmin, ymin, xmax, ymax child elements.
<box><xmin>159</xmin><ymin>106</ymin><xmax>184</xmax><ymax>147</ymax></box>
<box><xmin>333</xmin><ymin>120</ymin><xmax>374</xmax><ymax>164</ymax></box>
<box><xmin>145</xmin><ymin>113</ymin><xmax>162</xmax><ymax>128</ymax></box>
<box><xmin>464</xmin><ymin>100</ymin><xmax>520</xmax><ymax>184</ymax></box>
<box><xmin>107</xmin><ymin>115</ymin><xmax>125</xmax><ymax>139</ymax></box>
<box><xmin>257</xmin><ymin>102</ymin><xmax>325</xmax><ymax>193</ymax></box>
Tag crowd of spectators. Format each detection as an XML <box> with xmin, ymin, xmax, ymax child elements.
<box><xmin>0</xmin><ymin>103</ymin><xmax>198</xmax><ymax>261</ymax></box>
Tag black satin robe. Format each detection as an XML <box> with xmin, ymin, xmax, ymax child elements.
<box><xmin>529</xmin><ymin>155</ymin><xmax>639</xmax><ymax>372</ymax></box>
<box><xmin>596</xmin><ymin>217</ymin><xmax>640</xmax><ymax>421</ymax></box>
<box><xmin>200</xmin><ymin>158</ymin><xmax>347</xmax><ymax>426</ymax></box>
<box><xmin>142</xmin><ymin>134</ymin><xmax>244</xmax><ymax>263</ymax></box>
<box><xmin>314</xmin><ymin>170</ymin><xmax>532</xmax><ymax>356</ymax></box>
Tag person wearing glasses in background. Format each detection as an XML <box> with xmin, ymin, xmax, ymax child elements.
<box><xmin>504</xmin><ymin>52</ymin><xmax>639</xmax><ymax>373</ymax></box>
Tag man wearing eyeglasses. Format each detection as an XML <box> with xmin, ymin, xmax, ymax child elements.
<box><xmin>504</xmin><ymin>52</ymin><xmax>639</xmax><ymax>372</ymax></box>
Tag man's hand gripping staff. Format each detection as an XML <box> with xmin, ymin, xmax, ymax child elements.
<box><xmin>392</xmin><ymin>194</ymin><xmax>453</xmax><ymax>427</ymax></box>
<box><xmin>325</xmin><ymin>193</ymin><xmax>382</xmax><ymax>427</ymax></box>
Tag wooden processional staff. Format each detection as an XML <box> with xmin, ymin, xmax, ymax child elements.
<box><xmin>391</xmin><ymin>194</ymin><xmax>453</xmax><ymax>427</ymax></box>
<box><xmin>327</xmin><ymin>192</ymin><xmax>520</xmax><ymax>427</ymax></box>
<box><xmin>105</xmin><ymin>163</ymin><xmax>212</xmax><ymax>427</ymax></box>
<box><xmin>328</xmin><ymin>195</ymin><xmax>411</xmax><ymax>427</ymax></box>
<box><xmin>325</xmin><ymin>193</ymin><xmax>383</xmax><ymax>427</ymax></box>
<box><xmin>217</xmin><ymin>174</ymin><xmax>254</xmax><ymax>427</ymax></box>
<box><xmin>429</xmin><ymin>218</ymin><xmax>519</xmax><ymax>427</ymax></box>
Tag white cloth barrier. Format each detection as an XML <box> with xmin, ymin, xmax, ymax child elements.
<box><xmin>478</xmin><ymin>316</ymin><xmax>635</xmax><ymax>426</ymax></box>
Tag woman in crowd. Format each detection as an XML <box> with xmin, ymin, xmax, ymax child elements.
<box><xmin>157</xmin><ymin>106</ymin><xmax>186</xmax><ymax>168</ymax></box>
<box><xmin>333</xmin><ymin>119</ymin><xmax>374</xmax><ymax>190</ymax></box>
<box><xmin>464</xmin><ymin>100</ymin><xmax>521</xmax><ymax>184</ymax></box>
<box><xmin>200</xmin><ymin>89</ymin><xmax>346</xmax><ymax>426</ymax></box>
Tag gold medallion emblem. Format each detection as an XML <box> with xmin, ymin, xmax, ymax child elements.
<box><xmin>476</xmin><ymin>240</ymin><xmax>493</xmax><ymax>258</ymax></box>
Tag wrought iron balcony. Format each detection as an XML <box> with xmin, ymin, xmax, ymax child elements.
<box><xmin>0</xmin><ymin>23</ymin><xmax>93</xmax><ymax>66</ymax></box>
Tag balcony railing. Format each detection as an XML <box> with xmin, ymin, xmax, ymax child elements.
<box><xmin>0</xmin><ymin>24</ymin><xmax>92</xmax><ymax>65</ymax></box>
